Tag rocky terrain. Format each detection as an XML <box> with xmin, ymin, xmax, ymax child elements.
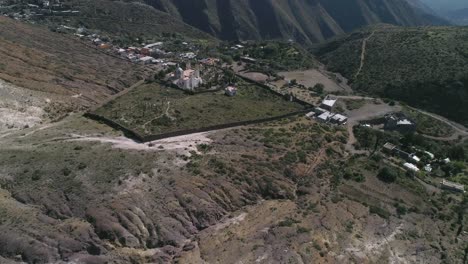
<box><xmin>0</xmin><ymin>110</ymin><xmax>467</xmax><ymax>263</ymax></box>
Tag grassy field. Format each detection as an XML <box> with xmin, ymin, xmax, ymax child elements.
<box><xmin>93</xmin><ymin>82</ymin><xmax>306</xmax><ymax>136</ymax></box>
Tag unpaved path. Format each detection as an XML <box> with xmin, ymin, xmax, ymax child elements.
<box><xmin>67</xmin><ymin>132</ymin><xmax>213</xmax><ymax>155</ymax></box>
<box><xmin>343</xmin><ymin>100</ymin><xmax>401</xmax><ymax>154</ymax></box>
<box><xmin>354</xmin><ymin>31</ymin><xmax>376</xmax><ymax>79</ymax></box>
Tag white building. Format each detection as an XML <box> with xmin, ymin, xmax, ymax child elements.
<box><xmin>424</xmin><ymin>151</ymin><xmax>435</xmax><ymax>160</ymax></box>
<box><xmin>320</xmin><ymin>96</ymin><xmax>337</xmax><ymax>111</ymax></box>
<box><xmin>330</xmin><ymin>114</ymin><xmax>348</xmax><ymax>125</ymax></box>
<box><xmin>225</xmin><ymin>86</ymin><xmax>237</xmax><ymax>96</ymax></box>
<box><xmin>174</xmin><ymin>64</ymin><xmax>203</xmax><ymax>91</ymax></box>
<box><xmin>139</xmin><ymin>56</ymin><xmax>154</xmax><ymax>65</ymax></box>
<box><xmin>317</xmin><ymin>111</ymin><xmax>334</xmax><ymax>122</ymax></box>
<box><xmin>403</xmin><ymin>163</ymin><xmax>420</xmax><ymax>172</ymax></box>
<box><xmin>409</xmin><ymin>154</ymin><xmax>421</xmax><ymax>163</ymax></box>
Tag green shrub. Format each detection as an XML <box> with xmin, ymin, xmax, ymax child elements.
<box><xmin>377</xmin><ymin>167</ymin><xmax>397</xmax><ymax>183</ymax></box>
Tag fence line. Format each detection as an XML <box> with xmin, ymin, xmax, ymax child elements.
<box><xmin>85</xmin><ymin>109</ymin><xmax>312</xmax><ymax>143</ymax></box>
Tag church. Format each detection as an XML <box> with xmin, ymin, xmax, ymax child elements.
<box><xmin>174</xmin><ymin>63</ymin><xmax>203</xmax><ymax>91</ymax></box>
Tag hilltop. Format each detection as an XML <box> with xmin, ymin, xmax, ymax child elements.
<box><xmin>316</xmin><ymin>25</ymin><xmax>468</xmax><ymax>126</ymax></box>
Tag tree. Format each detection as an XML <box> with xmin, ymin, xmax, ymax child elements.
<box><xmin>448</xmin><ymin>145</ymin><xmax>465</xmax><ymax>161</ymax></box>
<box><xmin>377</xmin><ymin>167</ymin><xmax>397</xmax><ymax>183</ymax></box>
<box><xmin>313</xmin><ymin>83</ymin><xmax>325</xmax><ymax>94</ymax></box>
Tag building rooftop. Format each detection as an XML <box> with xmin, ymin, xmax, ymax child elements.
<box><xmin>318</xmin><ymin>111</ymin><xmax>333</xmax><ymax>121</ymax></box>
<box><xmin>397</xmin><ymin>119</ymin><xmax>414</xmax><ymax>125</ymax></box>
<box><xmin>383</xmin><ymin>142</ymin><xmax>396</xmax><ymax>150</ymax></box>
<box><xmin>331</xmin><ymin>114</ymin><xmax>347</xmax><ymax>122</ymax></box>
<box><xmin>139</xmin><ymin>56</ymin><xmax>154</xmax><ymax>61</ymax></box>
<box><xmin>322</xmin><ymin>98</ymin><xmax>337</xmax><ymax>108</ymax></box>
<box><xmin>404</xmin><ymin>163</ymin><xmax>420</xmax><ymax>172</ymax></box>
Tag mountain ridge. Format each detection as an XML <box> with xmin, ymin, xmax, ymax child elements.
<box><xmin>134</xmin><ymin>0</ymin><xmax>449</xmax><ymax>44</ymax></box>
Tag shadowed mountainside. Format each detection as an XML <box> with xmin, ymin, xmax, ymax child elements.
<box><xmin>137</xmin><ymin>0</ymin><xmax>448</xmax><ymax>44</ymax></box>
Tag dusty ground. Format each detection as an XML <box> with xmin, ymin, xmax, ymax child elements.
<box><xmin>0</xmin><ymin>112</ymin><xmax>466</xmax><ymax>263</ymax></box>
<box><xmin>278</xmin><ymin>69</ymin><xmax>352</xmax><ymax>94</ymax></box>
<box><xmin>0</xmin><ymin>79</ymin><xmax>59</xmax><ymax>134</ymax></box>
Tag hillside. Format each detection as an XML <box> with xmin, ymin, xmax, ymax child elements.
<box><xmin>316</xmin><ymin>25</ymin><xmax>468</xmax><ymax>126</ymax></box>
<box><xmin>36</xmin><ymin>0</ymin><xmax>215</xmax><ymax>43</ymax></box>
<box><xmin>0</xmin><ymin>16</ymin><xmax>149</xmax><ymax>132</ymax></box>
<box><xmin>0</xmin><ymin>112</ymin><xmax>467</xmax><ymax>263</ymax></box>
<box><xmin>446</xmin><ymin>8</ymin><xmax>468</xmax><ymax>25</ymax></box>
<box><xmin>136</xmin><ymin>0</ymin><xmax>448</xmax><ymax>44</ymax></box>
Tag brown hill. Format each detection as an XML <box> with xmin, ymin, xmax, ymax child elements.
<box><xmin>0</xmin><ymin>16</ymin><xmax>147</xmax><ymax>110</ymax></box>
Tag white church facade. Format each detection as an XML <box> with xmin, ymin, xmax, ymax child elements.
<box><xmin>174</xmin><ymin>63</ymin><xmax>203</xmax><ymax>91</ymax></box>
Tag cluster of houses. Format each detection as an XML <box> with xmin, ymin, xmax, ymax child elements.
<box><xmin>382</xmin><ymin>142</ymin><xmax>465</xmax><ymax>193</ymax></box>
<box><xmin>306</xmin><ymin>96</ymin><xmax>348</xmax><ymax>125</ymax></box>
<box><xmin>1</xmin><ymin>0</ymin><xmax>79</xmax><ymax>20</ymax></box>
<box><xmin>116</xmin><ymin>42</ymin><xmax>171</xmax><ymax>65</ymax></box>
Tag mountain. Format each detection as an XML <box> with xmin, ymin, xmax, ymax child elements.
<box><xmin>316</xmin><ymin>25</ymin><xmax>468</xmax><ymax>126</ymax></box>
<box><xmin>446</xmin><ymin>8</ymin><xmax>468</xmax><ymax>25</ymax></box>
<box><xmin>132</xmin><ymin>0</ymin><xmax>449</xmax><ymax>44</ymax></box>
<box><xmin>420</xmin><ymin>0</ymin><xmax>468</xmax><ymax>12</ymax></box>
<box><xmin>405</xmin><ymin>0</ymin><xmax>436</xmax><ymax>15</ymax></box>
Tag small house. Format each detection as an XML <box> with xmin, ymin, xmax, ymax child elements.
<box><xmin>139</xmin><ymin>56</ymin><xmax>154</xmax><ymax>65</ymax></box>
<box><xmin>305</xmin><ymin>111</ymin><xmax>315</xmax><ymax>119</ymax></box>
<box><xmin>424</xmin><ymin>151</ymin><xmax>435</xmax><ymax>160</ymax></box>
<box><xmin>330</xmin><ymin>114</ymin><xmax>348</xmax><ymax>125</ymax></box>
<box><xmin>409</xmin><ymin>154</ymin><xmax>421</xmax><ymax>163</ymax></box>
<box><xmin>424</xmin><ymin>164</ymin><xmax>432</xmax><ymax>172</ymax></box>
<box><xmin>382</xmin><ymin>142</ymin><xmax>396</xmax><ymax>154</ymax></box>
<box><xmin>320</xmin><ymin>96</ymin><xmax>337</xmax><ymax>112</ymax></box>
<box><xmin>317</xmin><ymin>111</ymin><xmax>334</xmax><ymax>123</ymax></box>
<box><xmin>403</xmin><ymin>163</ymin><xmax>420</xmax><ymax>172</ymax></box>
<box><xmin>225</xmin><ymin>86</ymin><xmax>237</xmax><ymax>96</ymax></box>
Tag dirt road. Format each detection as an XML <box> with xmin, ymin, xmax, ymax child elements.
<box><xmin>344</xmin><ymin>101</ymin><xmax>401</xmax><ymax>154</ymax></box>
<box><xmin>335</xmin><ymin>95</ymin><xmax>468</xmax><ymax>142</ymax></box>
<box><xmin>354</xmin><ymin>31</ymin><xmax>376</xmax><ymax>79</ymax></box>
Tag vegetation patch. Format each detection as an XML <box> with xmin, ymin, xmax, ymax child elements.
<box><xmin>93</xmin><ymin>81</ymin><xmax>305</xmax><ymax>137</ymax></box>
<box><xmin>318</xmin><ymin>26</ymin><xmax>468</xmax><ymax>126</ymax></box>
<box><xmin>402</xmin><ymin>108</ymin><xmax>455</xmax><ymax>137</ymax></box>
